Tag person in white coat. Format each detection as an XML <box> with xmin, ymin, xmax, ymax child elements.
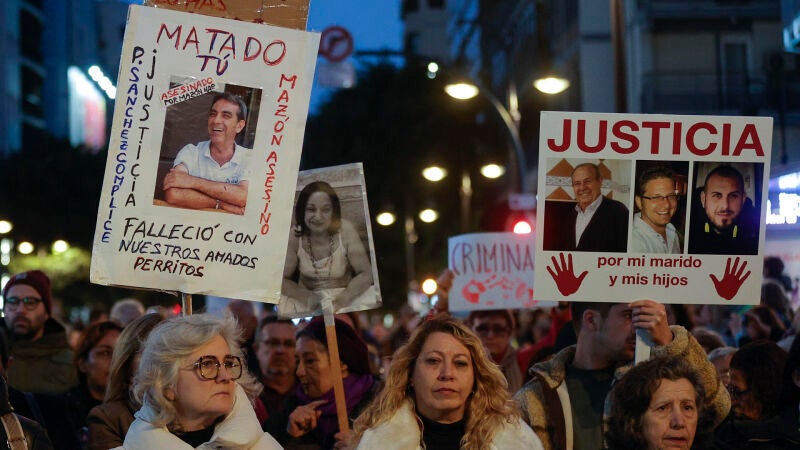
<box><xmin>116</xmin><ymin>313</ymin><xmax>281</xmax><ymax>450</ymax></box>
<box><xmin>351</xmin><ymin>316</ymin><xmax>542</xmax><ymax>450</ymax></box>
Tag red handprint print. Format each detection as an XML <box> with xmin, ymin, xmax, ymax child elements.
<box><xmin>546</xmin><ymin>253</ymin><xmax>588</xmax><ymax>296</ymax></box>
<box><xmin>462</xmin><ymin>279</ymin><xmax>487</xmax><ymax>304</ymax></box>
<box><xmin>710</xmin><ymin>256</ymin><xmax>751</xmax><ymax>300</ymax></box>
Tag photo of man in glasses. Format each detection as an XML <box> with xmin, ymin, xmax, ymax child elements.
<box><xmin>631</xmin><ymin>164</ymin><xmax>687</xmax><ymax>254</ymax></box>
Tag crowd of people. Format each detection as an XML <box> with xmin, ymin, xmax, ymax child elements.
<box><xmin>0</xmin><ymin>262</ymin><xmax>799</xmax><ymax>449</ymax></box>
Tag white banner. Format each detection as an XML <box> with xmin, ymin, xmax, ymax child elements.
<box><xmin>90</xmin><ymin>5</ymin><xmax>320</xmax><ymax>302</ymax></box>
<box><xmin>448</xmin><ymin>232</ymin><xmax>542</xmax><ymax>312</ymax></box>
<box><xmin>534</xmin><ymin>111</ymin><xmax>772</xmax><ymax>305</ymax></box>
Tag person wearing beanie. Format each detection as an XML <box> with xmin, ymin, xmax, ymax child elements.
<box><xmin>1</xmin><ymin>270</ymin><xmax>78</xmax><ymax>393</ymax></box>
<box><xmin>263</xmin><ymin>317</ymin><xmax>381</xmax><ymax>449</ymax></box>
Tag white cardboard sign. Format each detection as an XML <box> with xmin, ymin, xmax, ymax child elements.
<box><xmin>90</xmin><ymin>5</ymin><xmax>320</xmax><ymax>302</ymax></box>
<box><xmin>534</xmin><ymin>111</ymin><xmax>772</xmax><ymax>305</ymax></box>
<box><xmin>448</xmin><ymin>232</ymin><xmax>541</xmax><ymax>312</ymax></box>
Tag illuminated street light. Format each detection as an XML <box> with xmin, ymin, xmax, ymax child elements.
<box><xmin>422</xmin><ymin>166</ymin><xmax>447</xmax><ymax>182</ymax></box>
<box><xmin>419</xmin><ymin>208</ymin><xmax>439</xmax><ymax>223</ymax></box>
<box><xmin>52</xmin><ymin>240</ymin><xmax>70</xmax><ymax>254</ymax></box>
<box><xmin>421</xmin><ymin>278</ymin><xmax>438</xmax><ymax>295</ymax></box>
<box><xmin>444</xmin><ymin>82</ymin><xmax>479</xmax><ymax>100</ymax></box>
<box><xmin>0</xmin><ymin>221</ymin><xmax>11</xmax><ymax>234</ymax></box>
<box><xmin>480</xmin><ymin>163</ymin><xmax>506</xmax><ymax>179</ymax></box>
<box><xmin>17</xmin><ymin>242</ymin><xmax>34</xmax><ymax>255</ymax></box>
<box><xmin>376</xmin><ymin>212</ymin><xmax>397</xmax><ymax>226</ymax></box>
<box><xmin>512</xmin><ymin>220</ymin><xmax>533</xmax><ymax>235</ymax></box>
<box><xmin>427</xmin><ymin>62</ymin><xmax>440</xmax><ymax>79</ymax></box>
<box><xmin>1</xmin><ymin>239</ymin><xmax>11</xmax><ymax>265</ymax></box>
<box><xmin>533</xmin><ymin>76</ymin><xmax>570</xmax><ymax>95</ymax></box>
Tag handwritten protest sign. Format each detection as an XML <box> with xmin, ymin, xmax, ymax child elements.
<box><xmin>448</xmin><ymin>233</ymin><xmax>546</xmax><ymax>312</ymax></box>
<box><xmin>90</xmin><ymin>5</ymin><xmax>320</xmax><ymax>302</ymax></box>
<box><xmin>534</xmin><ymin>111</ymin><xmax>772</xmax><ymax>305</ymax></box>
<box><xmin>278</xmin><ymin>163</ymin><xmax>382</xmax><ymax>318</ymax></box>
<box><xmin>143</xmin><ymin>0</ymin><xmax>310</xmax><ymax>30</ymax></box>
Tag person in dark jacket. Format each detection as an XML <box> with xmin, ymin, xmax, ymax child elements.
<box><xmin>1</xmin><ymin>270</ymin><xmax>77</xmax><ymax>394</ymax></box>
<box><xmin>263</xmin><ymin>317</ymin><xmax>379</xmax><ymax>449</ymax></box>
<box><xmin>0</xmin><ymin>365</ymin><xmax>53</xmax><ymax>450</ymax></box>
<box><xmin>714</xmin><ymin>340</ymin><xmax>800</xmax><ymax>449</ymax></box>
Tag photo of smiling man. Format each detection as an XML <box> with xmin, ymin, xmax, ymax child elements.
<box><xmin>163</xmin><ymin>92</ymin><xmax>251</xmax><ymax>214</ymax></box>
<box><xmin>631</xmin><ymin>162</ymin><xmax>689</xmax><ymax>253</ymax></box>
<box><xmin>542</xmin><ymin>159</ymin><xmax>630</xmax><ymax>252</ymax></box>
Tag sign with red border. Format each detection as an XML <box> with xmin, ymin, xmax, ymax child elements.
<box><xmin>319</xmin><ymin>26</ymin><xmax>353</xmax><ymax>63</ymax></box>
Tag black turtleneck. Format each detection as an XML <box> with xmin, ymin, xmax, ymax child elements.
<box><xmin>419</xmin><ymin>412</ymin><xmax>465</xmax><ymax>450</ymax></box>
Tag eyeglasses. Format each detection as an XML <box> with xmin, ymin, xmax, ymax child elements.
<box><xmin>727</xmin><ymin>385</ymin><xmax>750</xmax><ymax>400</ymax></box>
<box><xmin>192</xmin><ymin>355</ymin><xmax>243</xmax><ymax>381</ymax></box>
<box><xmin>262</xmin><ymin>338</ymin><xmax>295</xmax><ymax>349</ymax></box>
<box><xmin>4</xmin><ymin>296</ymin><xmax>42</xmax><ymax>311</ymax></box>
<box><xmin>475</xmin><ymin>324</ymin><xmax>510</xmax><ymax>337</ymax></box>
<box><xmin>640</xmin><ymin>193</ymin><xmax>680</xmax><ymax>203</ymax></box>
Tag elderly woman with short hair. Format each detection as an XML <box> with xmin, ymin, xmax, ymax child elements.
<box><xmin>116</xmin><ymin>313</ymin><xmax>280</xmax><ymax>449</ymax></box>
<box><xmin>351</xmin><ymin>316</ymin><xmax>542</xmax><ymax>449</ymax></box>
<box><xmin>607</xmin><ymin>357</ymin><xmax>718</xmax><ymax>450</ymax></box>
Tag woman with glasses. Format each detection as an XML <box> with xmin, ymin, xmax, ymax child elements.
<box><xmin>714</xmin><ymin>340</ymin><xmax>800</xmax><ymax>448</ymax></box>
<box><xmin>465</xmin><ymin>310</ymin><xmax>522</xmax><ymax>393</ymax></box>
<box><xmin>117</xmin><ymin>313</ymin><xmax>280</xmax><ymax>449</ymax></box>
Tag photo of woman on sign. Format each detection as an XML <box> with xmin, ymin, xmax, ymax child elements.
<box><xmin>279</xmin><ymin>166</ymin><xmax>380</xmax><ymax>318</ymax></box>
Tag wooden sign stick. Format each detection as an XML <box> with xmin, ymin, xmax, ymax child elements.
<box><xmin>323</xmin><ymin>299</ymin><xmax>349</xmax><ymax>432</ymax></box>
<box><xmin>181</xmin><ymin>292</ymin><xmax>193</xmax><ymax>316</ymax></box>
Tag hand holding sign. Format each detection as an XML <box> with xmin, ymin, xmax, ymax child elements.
<box><xmin>546</xmin><ymin>253</ymin><xmax>588</xmax><ymax>296</ymax></box>
<box><xmin>710</xmin><ymin>257</ymin><xmax>751</xmax><ymax>300</ymax></box>
<box><xmin>630</xmin><ymin>300</ymin><xmax>672</xmax><ymax>345</ymax></box>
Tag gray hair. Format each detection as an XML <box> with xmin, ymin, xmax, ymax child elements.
<box><xmin>110</xmin><ymin>298</ymin><xmax>145</xmax><ymax>327</ymax></box>
<box><xmin>707</xmin><ymin>346</ymin><xmax>737</xmax><ymax>362</ymax></box>
<box><xmin>132</xmin><ymin>313</ymin><xmax>262</xmax><ymax>429</ymax></box>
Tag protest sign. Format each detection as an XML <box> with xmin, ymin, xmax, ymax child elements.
<box><xmin>278</xmin><ymin>163</ymin><xmax>382</xmax><ymax>318</ymax></box>
<box><xmin>448</xmin><ymin>232</ymin><xmax>550</xmax><ymax>312</ymax></box>
<box><xmin>534</xmin><ymin>111</ymin><xmax>772</xmax><ymax>305</ymax></box>
<box><xmin>90</xmin><ymin>5</ymin><xmax>320</xmax><ymax>302</ymax></box>
<box><xmin>143</xmin><ymin>0</ymin><xmax>310</xmax><ymax>30</ymax></box>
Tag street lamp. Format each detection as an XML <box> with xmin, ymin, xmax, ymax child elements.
<box><xmin>376</xmin><ymin>211</ymin><xmax>397</xmax><ymax>226</ymax></box>
<box><xmin>442</xmin><ymin>71</ymin><xmax>571</xmax><ymax>194</ymax></box>
<box><xmin>52</xmin><ymin>240</ymin><xmax>70</xmax><ymax>254</ymax></box>
<box><xmin>17</xmin><ymin>242</ymin><xmax>34</xmax><ymax>255</ymax></box>
<box><xmin>533</xmin><ymin>76</ymin><xmax>570</xmax><ymax>95</ymax></box>
<box><xmin>418</xmin><ymin>208</ymin><xmax>439</xmax><ymax>223</ymax></box>
<box><xmin>0</xmin><ymin>221</ymin><xmax>12</xmax><ymax>234</ymax></box>
<box><xmin>422</xmin><ymin>166</ymin><xmax>448</xmax><ymax>182</ymax></box>
<box><xmin>443</xmin><ymin>78</ymin><xmax>529</xmax><ymax>194</ymax></box>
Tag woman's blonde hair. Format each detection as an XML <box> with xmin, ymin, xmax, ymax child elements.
<box><xmin>352</xmin><ymin>316</ymin><xmax>520</xmax><ymax>449</ymax></box>
<box><xmin>132</xmin><ymin>312</ymin><xmax>262</xmax><ymax>430</ymax></box>
<box><xmin>104</xmin><ymin>313</ymin><xmax>164</xmax><ymax>405</ymax></box>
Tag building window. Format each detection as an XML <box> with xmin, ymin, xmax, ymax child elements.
<box><xmin>402</xmin><ymin>0</ymin><xmax>419</xmax><ymax>18</ymax></box>
<box><xmin>404</xmin><ymin>32</ymin><xmax>420</xmax><ymax>55</ymax></box>
<box><xmin>19</xmin><ymin>9</ymin><xmax>43</xmax><ymax>62</ymax></box>
<box><xmin>21</xmin><ymin>66</ymin><xmax>44</xmax><ymax>118</ymax></box>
